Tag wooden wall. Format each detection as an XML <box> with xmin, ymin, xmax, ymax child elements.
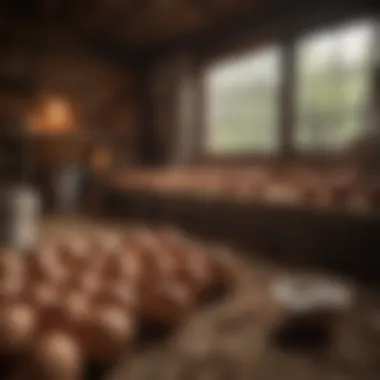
<box><xmin>0</xmin><ymin>41</ymin><xmax>139</xmax><ymax>170</ymax></box>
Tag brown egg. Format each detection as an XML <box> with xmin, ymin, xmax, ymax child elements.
<box><xmin>74</xmin><ymin>271</ymin><xmax>102</xmax><ymax>295</ymax></box>
<box><xmin>82</xmin><ymin>306</ymin><xmax>136</xmax><ymax>363</ymax></box>
<box><xmin>0</xmin><ymin>303</ymin><xmax>38</xmax><ymax>355</ymax></box>
<box><xmin>148</xmin><ymin>245</ymin><xmax>179</xmax><ymax>278</ymax></box>
<box><xmin>25</xmin><ymin>252</ymin><xmax>43</xmax><ymax>280</ymax></box>
<box><xmin>29</xmin><ymin>280</ymin><xmax>60</xmax><ymax>304</ymax></box>
<box><xmin>121</xmin><ymin>250</ymin><xmax>143</xmax><ymax>285</ymax></box>
<box><xmin>0</xmin><ymin>276</ymin><xmax>25</xmax><ymax>305</ymax></box>
<box><xmin>100</xmin><ymin>250</ymin><xmax>129</xmax><ymax>281</ymax></box>
<box><xmin>126</xmin><ymin>227</ymin><xmax>156</xmax><ymax>246</ymax></box>
<box><xmin>208</xmin><ymin>246</ymin><xmax>239</xmax><ymax>291</ymax></box>
<box><xmin>37</xmin><ymin>290</ymin><xmax>93</xmax><ymax>350</ymax></box>
<box><xmin>30</xmin><ymin>331</ymin><xmax>84</xmax><ymax>380</ymax></box>
<box><xmin>26</xmin><ymin>247</ymin><xmax>68</xmax><ymax>285</ymax></box>
<box><xmin>139</xmin><ymin>280</ymin><xmax>193</xmax><ymax>326</ymax></box>
<box><xmin>156</xmin><ymin>227</ymin><xmax>187</xmax><ymax>247</ymax></box>
<box><xmin>88</xmin><ymin>233</ymin><xmax>122</xmax><ymax>260</ymax></box>
<box><xmin>57</xmin><ymin>239</ymin><xmax>90</xmax><ymax>274</ymax></box>
<box><xmin>93</xmin><ymin>281</ymin><xmax>137</xmax><ymax>311</ymax></box>
<box><xmin>139</xmin><ymin>243</ymin><xmax>180</xmax><ymax>287</ymax></box>
<box><xmin>62</xmin><ymin>292</ymin><xmax>91</xmax><ymax>324</ymax></box>
<box><xmin>59</xmin><ymin>236</ymin><xmax>88</xmax><ymax>255</ymax></box>
<box><xmin>23</xmin><ymin>288</ymin><xmax>90</xmax><ymax>359</ymax></box>
<box><xmin>0</xmin><ymin>252</ymin><xmax>25</xmax><ymax>280</ymax></box>
<box><xmin>85</xmin><ymin>250</ymin><xmax>108</xmax><ymax>274</ymax></box>
<box><xmin>180</xmin><ymin>244</ymin><xmax>214</xmax><ymax>298</ymax></box>
<box><xmin>28</xmin><ymin>283</ymin><xmax>64</xmax><ymax>331</ymax></box>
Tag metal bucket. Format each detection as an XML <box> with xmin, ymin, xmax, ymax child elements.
<box><xmin>0</xmin><ymin>185</ymin><xmax>41</xmax><ymax>250</ymax></box>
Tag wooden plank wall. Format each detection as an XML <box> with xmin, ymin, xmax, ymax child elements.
<box><xmin>0</xmin><ymin>42</ymin><xmax>139</xmax><ymax>168</ymax></box>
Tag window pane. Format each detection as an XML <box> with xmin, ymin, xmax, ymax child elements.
<box><xmin>205</xmin><ymin>47</ymin><xmax>281</xmax><ymax>154</ymax></box>
<box><xmin>295</xmin><ymin>20</ymin><xmax>375</xmax><ymax>152</ymax></box>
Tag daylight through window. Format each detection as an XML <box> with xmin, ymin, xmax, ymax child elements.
<box><xmin>205</xmin><ymin>47</ymin><xmax>282</xmax><ymax>155</ymax></box>
<box><xmin>203</xmin><ymin>19</ymin><xmax>376</xmax><ymax>157</ymax></box>
<box><xmin>295</xmin><ymin>21</ymin><xmax>376</xmax><ymax>151</ymax></box>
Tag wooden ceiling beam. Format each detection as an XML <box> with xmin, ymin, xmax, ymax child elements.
<box><xmin>84</xmin><ymin>0</ymin><xmax>149</xmax><ymax>27</ymax></box>
<box><xmin>143</xmin><ymin>0</ymin><xmax>371</xmax><ymax>59</ymax></box>
<box><xmin>1</xmin><ymin>0</ymin><xmax>372</xmax><ymax>60</ymax></box>
<box><xmin>38</xmin><ymin>0</ymin><xmax>60</xmax><ymax>17</ymax></box>
<box><xmin>120</xmin><ymin>0</ymin><xmax>209</xmax><ymax>45</ymax></box>
<box><xmin>189</xmin><ymin>0</ymin><xmax>249</xmax><ymax>19</ymax></box>
<box><xmin>188</xmin><ymin>0</ymin><xmax>219</xmax><ymax>19</ymax></box>
<box><xmin>78</xmin><ymin>0</ymin><xmax>151</xmax><ymax>44</ymax></box>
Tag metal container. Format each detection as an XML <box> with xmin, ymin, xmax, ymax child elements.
<box><xmin>0</xmin><ymin>185</ymin><xmax>41</xmax><ymax>250</ymax></box>
<box><xmin>54</xmin><ymin>164</ymin><xmax>85</xmax><ymax>213</ymax></box>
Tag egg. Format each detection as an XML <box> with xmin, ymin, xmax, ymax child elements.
<box><xmin>121</xmin><ymin>250</ymin><xmax>143</xmax><ymax>285</ymax></box>
<box><xmin>143</xmin><ymin>240</ymin><xmax>181</xmax><ymax>283</ymax></box>
<box><xmin>57</xmin><ymin>239</ymin><xmax>90</xmax><ymax>274</ymax></box>
<box><xmin>0</xmin><ymin>304</ymin><xmax>38</xmax><ymax>355</ymax></box>
<box><xmin>30</xmin><ymin>331</ymin><xmax>84</xmax><ymax>380</ymax></box>
<box><xmin>29</xmin><ymin>282</ymin><xmax>58</xmax><ymax>307</ymax></box>
<box><xmin>61</xmin><ymin>292</ymin><xmax>91</xmax><ymax>326</ymax></box>
<box><xmin>179</xmin><ymin>244</ymin><xmax>214</xmax><ymax>298</ymax></box>
<box><xmin>91</xmin><ymin>233</ymin><xmax>122</xmax><ymax>256</ymax></box>
<box><xmin>100</xmin><ymin>250</ymin><xmax>130</xmax><ymax>281</ymax></box>
<box><xmin>139</xmin><ymin>280</ymin><xmax>193</xmax><ymax>327</ymax></box>
<box><xmin>28</xmin><ymin>283</ymin><xmax>65</xmax><ymax>331</ymax></box>
<box><xmin>26</xmin><ymin>247</ymin><xmax>68</xmax><ymax>285</ymax></box>
<box><xmin>156</xmin><ymin>226</ymin><xmax>188</xmax><ymax>248</ymax></box>
<box><xmin>0</xmin><ymin>276</ymin><xmax>25</xmax><ymax>305</ymax></box>
<box><xmin>85</xmin><ymin>251</ymin><xmax>108</xmax><ymax>274</ymax></box>
<box><xmin>208</xmin><ymin>246</ymin><xmax>239</xmax><ymax>292</ymax></box>
<box><xmin>74</xmin><ymin>271</ymin><xmax>102</xmax><ymax>295</ymax></box>
<box><xmin>0</xmin><ymin>252</ymin><xmax>25</xmax><ymax>280</ymax></box>
<box><xmin>36</xmin><ymin>290</ymin><xmax>93</xmax><ymax>351</ymax></box>
<box><xmin>82</xmin><ymin>306</ymin><xmax>136</xmax><ymax>363</ymax></box>
<box><xmin>93</xmin><ymin>281</ymin><xmax>137</xmax><ymax>311</ymax></box>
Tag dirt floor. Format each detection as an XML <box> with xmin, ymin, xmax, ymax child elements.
<box><xmin>41</xmin><ymin>216</ymin><xmax>380</xmax><ymax>380</ymax></box>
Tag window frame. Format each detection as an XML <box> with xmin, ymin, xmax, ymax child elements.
<box><xmin>197</xmin><ymin>13</ymin><xmax>378</xmax><ymax>166</ymax></box>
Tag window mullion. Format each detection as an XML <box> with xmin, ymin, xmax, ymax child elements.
<box><xmin>280</xmin><ymin>41</ymin><xmax>295</xmax><ymax>159</ymax></box>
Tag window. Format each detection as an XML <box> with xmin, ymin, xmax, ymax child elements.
<box><xmin>202</xmin><ymin>19</ymin><xmax>377</xmax><ymax>158</ymax></box>
<box><xmin>205</xmin><ymin>47</ymin><xmax>282</xmax><ymax>155</ymax></box>
<box><xmin>295</xmin><ymin>21</ymin><xmax>376</xmax><ymax>152</ymax></box>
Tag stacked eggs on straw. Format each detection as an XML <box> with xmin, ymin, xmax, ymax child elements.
<box><xmin>0</xmin><ymin>226</ymin><xmax>239</xmax><ymax>380</ymax></box>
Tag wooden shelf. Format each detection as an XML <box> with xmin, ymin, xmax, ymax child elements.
<box><xmin>103</xmin><ymin>185</ymin><xmax>380</xmax><ymax>222</ymax></box>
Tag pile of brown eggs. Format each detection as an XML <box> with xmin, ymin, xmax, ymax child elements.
<box><xmin>0</xmin><ymin>226</ymin><xmax>239</xmax><ymax>380</ymax></box>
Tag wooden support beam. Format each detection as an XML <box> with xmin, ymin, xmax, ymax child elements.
<box><xmin>280</xmin><ymin>41</ymin><xmax>295</xmax><ymax>159</ymax></box>
<box><xmin>135</xmin><ymin>63</ymin><xmax>159</xmax><ymax>165</ymax></box>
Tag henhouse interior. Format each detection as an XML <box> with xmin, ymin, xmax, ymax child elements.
<box><xmin>0</xmin><ymin>0</ymin><xmax>379</xmax><ymax>379</ymax></box>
